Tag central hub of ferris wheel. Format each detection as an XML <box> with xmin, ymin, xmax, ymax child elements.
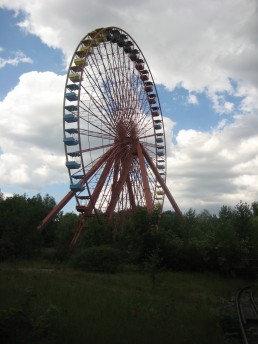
<box><xmin>38</xmin><ymin>27</ymin><xmax>182</xmax><ymax>246</ymax></box>
<box><xmin>116</xmin><ymin>119</ymin><xmax>138</xmax><ymax>140</ymax></box>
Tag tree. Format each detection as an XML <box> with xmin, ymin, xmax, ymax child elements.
<box><xmin>0</xmin><ymin>193</ymin><xmax>57</xmax><ymax>260</ymax></box>
<box><xmin>55</xmin><ymin>212</ymin><xmax>79</xmax><ymax>246</ymax></box>
<box><xmin>78</xmin><ymin>216</ymin><xmax>112</xmax><ymax>248</ymax></box>
<box><xmin>234</xmin><ymin>201</ymin><xmax>252</xmax><ymax>239</ymax></box>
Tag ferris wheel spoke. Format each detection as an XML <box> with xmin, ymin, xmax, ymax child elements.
<box><xmin>79</xmin><ymin>99</ymin><xmax>117</xmax><ymax>138</ymax></box>
<box><xmin>80</xmin><ymin>73</ymin><xmax>118</xmax><ymax>133</ymax></box>
<box><xmin>78</xmin><ymin>143</ymin><xmax>114</xmax><ymax>154</ymax></box>
<box><xmin>78</xmin><ymin>112</ymin><xmax>116</xmax><ymax>140</ymax></box>
<box><xmin>91</xmin><ymin>44</ymin><xmax>121</xmax><ymax>118</ymax></box>
<box><xmin>82</xmin><ymin>54</ymin><xmax>118</xmax><ymax>116</ymax></box>
<box><xmin>79</xmin><ymin>128</ymin><xmax>114</xmax><ymax>140</ymax></box>
<box><xmin>138</xmin><ymin>133</ymin><xmax>155</xmax><ymax>141</ymax></box>
<box><xmin>102</xmin><ymin>44</ymin><xmax>136</xmax><ymax>126</ymax></box>
<box><xmin>108</xmin><ymin>43</ymin><xmax>122</xmax><ymax>97</ymax></box>
<box><xmin>96</xmin><ymin>45</ymin><xmax>120</xmax><ymax>112</ymax></box>
<box><xmin>83</xmin><ymin>56</ymin><xmax>119</xmax><ymax>122</ymax></box>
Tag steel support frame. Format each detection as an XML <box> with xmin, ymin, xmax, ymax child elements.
<box><xmin>38</xmin><ymin>147</ymin><xmax>115</xmax><ymax>231</ymax></box>
<box><xmin>136</xmin><ymin>142</ymin><xmax>153</xmax><ymax>212</ymax></box>
<box><xmin>126</xmin><ymin>176</ymin><xmax>136</xmax><ymax>210</ymax></box>
<box><xmin>141</xmin><ymin>144</ymin><xmax>182</xmax><ymax>216</ymax></box>
<box><xmin>106</xmin><ymin>150</ymin><xmax>135</xmax><ymax>220</ymax></box>
<box><xmin>86</xmin><ymin>147</ymin><xmax>118</xmax><ymax>214</ymax></box>
<box><xmin>70</xmin><ymin>152</ymin><xmax>116</xmax><ymax>249</ymax></box>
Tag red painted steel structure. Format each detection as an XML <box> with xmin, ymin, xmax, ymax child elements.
<box><xmin>38</xmin><ymin>27</ymin><xmax>182</xmax><ymax>246</ymax></box>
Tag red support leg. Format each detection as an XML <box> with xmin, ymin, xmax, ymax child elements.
<box><xmin>87</xmin><ymin>149</ymin><xmax>117</xmax><ymax>213</ymax></box>
<box><xmin>70</xmin><ymin>216</ymin><xmax>84</xmax><ymax>249</ymax></box>
<box><xmin>106</xmin><ymin>151</ymin><xmax>134</xmax><ymax>221</ymax></box>
<box><xmin>112</xmin><ymin>157</ymin><xmax>120</xmax><ymax>194</ymax></box>
<box><xmin>69</xmin><ymin>148</ymin><xmax>118</xmax><ymax>247</ymax></box>
<box><xmin>141</xmin><ymin>144</ymin><xmax>183</xmax><ymax>216</ymax></box>
<box><xmin>136</xmin><ymin>142</ymin><xmax>153</xmax><ymax>212</ymax></box>
<box><xmin>126</xmin><ymin>176</ymin><xmax>136</xmax><ymax>210</ymax></box>
<box><xmin>38</xmin><ymin>147</ymin><xmax>116</xmax><ymax>231</ymax></box>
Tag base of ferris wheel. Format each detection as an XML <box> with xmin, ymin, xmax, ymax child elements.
<box><xmin>38</xmin><ymin>154</ymin><xmax>182</xmax><ymax>250</ymax></box>
<box><xmin>69</xmin><ymin>203</ymin><xmax>161</xmax><ymax>250</ymax></box>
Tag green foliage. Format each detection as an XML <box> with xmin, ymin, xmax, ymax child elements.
<box><xmin>1</xmin><ymin>190</ymin><xmax>258</xmax><ymax>278</ymax></box>
<box><xmin>155</xmin><ymin>204</ymin><xmax>258</xmax><ymax>276</ymax></box>
<box><xmin>0</xmin><ymin>287</ymin><xmax>60</xmax><ymax>344</ymax></box>
<box><xmin>72</xmin><ymin>245</ymin><xmax>121</xmax><ymax>273</ymax></box>
<box><xmin>56</xmin><ymin>212</ymin><xmax>79</xmax><ymax>246</ymax></box>
<box><xmin>0</xmin><ymin>194</ymin><xmax>56</xmax><ymax>259</ymax></box>
<box><xmin>114</xmin><ymin>206</ymin><xmax>158</xmax><ymax>264</ymax></box>
<box><xmin>0</xmin><ymin>265</ymin><xmax>246</xmax><ymax>344</ymax></box>
<box><xmin>144</xmin><ymin>248</ymin><xmax>163</xmax><ymax>288</ymax></box>
<box><xmin>78</xmin><ymin>216</ymin><xmax>112</xmax><ymax>248</ymax></box>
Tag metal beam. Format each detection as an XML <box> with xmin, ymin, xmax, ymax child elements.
<box><xmin>106</xmin><ymin>151</ymin><xmax>134</xmax><ymax>220</ymax></box>
<box><xmin>136</xmin><ymin>142</ymin><xmax>153</xmax><ymax>212</ymax></box>
<box><xmin>70</xmin><ymin>217</ymin><xmax>84</xmax><ymax>249</ymax></box>
<box><xmin>141</xmin><ymin>144</ymin><xmax>183</xmax><ymax>216</ymax></box>
<box><xmin>38</xmin><ymin>146</ymin><xmax>115</xmax><ymax>231</ymax></box>
<box><xmin>126</xmin><ymin>176</ymin><xmax>136</xmax><ymax>210</ymax></box>
<box><xmin>87</xmin><ymin>148</ymin><xmax>117</xmax><ymax>213</ymax></box>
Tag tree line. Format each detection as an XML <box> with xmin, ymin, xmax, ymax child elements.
<box><xmin>0</xmin><ymin>192</ymin><xmax>258</xmax><ymax>276</ymax></box>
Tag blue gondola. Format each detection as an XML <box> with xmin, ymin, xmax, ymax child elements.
<box><xmin>65</xmin><ymin>128</ymin><xmax>78</xmax><ymax>134</ymax></box>
<box><xmin>73</xmin><ymin>174</ymin><xmax>84</xmax><ymax>179</ymax></box>
<box><xmin>64</xmin><ymin>114</ymin><xmax>77</xmax><ymax>123</ymax></box>
<box><xmin>65</xmin><ymin>92</ymin><xmax>78</xmax><ymax>102</ymax></box>
<box><xmin>63</xmin><ymin>137</ymin><xmax>78</xmax><ymax>146</ymax></box>
<box><xmin>157</xmin><ymin>150</ymin><xmax>165</xmax><ymax>156</ymax></box>
<box><xmin>66</xmin><ymin>161</ymin><xmax>81</xmax><ymax>169</ymax></box>
<box><xmin>64</xmin><ymin>105</ymin><xmax>78</xmax><ymax>112</ymax></box>
<box><xmin>67</xmin><ymin>151</ymin><xmax>81</xmax><ymax>157</ymax></box>
<box><xmin>70</xmin><ymin>184</ymin><xmax>85</xmax><ymax>192</ymax></box>
<box><xmin>66</xmin><ymin>84</ymin><xmax>79</xmax><ymax>91</ymax></box>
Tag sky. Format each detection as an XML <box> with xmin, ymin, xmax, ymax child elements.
<box><xmin>0</xmin><ymin>0</ymin><xmax>258</xmax><ymax>215</ymax></box>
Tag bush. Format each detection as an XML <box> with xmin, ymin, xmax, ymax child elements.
<box><xmin>0</xmin><ymin>288</ymin><xmax>60</xmax><ymax>344</ymax></box>
<box><xmin>72</xmin><ymin>246</ymin><xmax>121</xmax><ymax>273</ymax></box>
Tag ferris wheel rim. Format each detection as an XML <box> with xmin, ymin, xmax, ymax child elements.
<box><xmin>63</xmin><ymin>26</ymin><xmax>167</xmax><ymax>213</ymax></box>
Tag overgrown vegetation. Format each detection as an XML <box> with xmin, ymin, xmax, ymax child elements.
<box><xmin>0</xmin><ymin>264</ymin><xmax>245</xmax><ymax>344</ymax></box>
<box><xmin>1</xmin><ymin>192</ymin><xmax>257</xmax><ymax>342</ymax></box>
<box><xmin>0</xmin><ymin>192</ymin><xmax>258</xmax><ymax>277</ymax></box>
<box><xmin>72</xmin><ymin>245</ymin><xmax>121</xmax><ymax>273</ymax></box>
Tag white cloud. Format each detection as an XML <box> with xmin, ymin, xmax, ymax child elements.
<box><xmin>164</xmin><ymin>111</ymin><xmax>258</xmax><ymax>212</ymax></box>
<box><xmin>0</xmin><ymin>71</ymin><xmax>67</xmax><ymax>190</ymax></box>
<box><xmin>187</xmin><ymin>94</ymin><xmax>199</xmax><ymax>105</ymax></box>
<box><xmin>1</xmin><ymin>0</ymin><xmax>257</xmax><ymax>113</ymax></box>
<box><xmin>208</xmin><ymin>92</ymin><xmax>235</xmax><ymax>114</ymax></box>
<box><xmin>0</xmin><ymin>49</ymin><xmax>33</xmax><ymax>68</ymax></box>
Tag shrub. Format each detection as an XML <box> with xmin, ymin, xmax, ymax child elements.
<box><xmin>72</xmin><ymin>245</ymin><xmax>121</xmax><ymax>273</ymax></box>
<box><xmin>0</xmin><ymin>288</ymin><xmax>60</xmax><ymax>344</ymax></box>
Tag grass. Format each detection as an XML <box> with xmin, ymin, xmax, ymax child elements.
<box><xmin>0</xmin><ymin>260</ymin><xmax>249</xmax><ymax>344</ymax></box>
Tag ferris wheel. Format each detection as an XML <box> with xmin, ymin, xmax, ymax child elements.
<box><xmin>39</xmin><ymin>27</ymin><xmax>182</xmax><ymax>245</ymax></box>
